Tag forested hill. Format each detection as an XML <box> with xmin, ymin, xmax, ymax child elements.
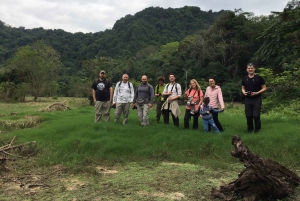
<box><xmin>1</xmin><ymin>1</ymin><xmax>299</xmax><ymax>104</ymax></box>
<box><xmin>0</xmin><ymin>6</ymin><xmax>223</xmax><ymax>69</ymax></box>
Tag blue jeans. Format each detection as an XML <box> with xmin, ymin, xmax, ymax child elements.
<box><xmin>203</xmin><ymin>118</ymin><xmax>220</xmax><ymax>133</ymax></box>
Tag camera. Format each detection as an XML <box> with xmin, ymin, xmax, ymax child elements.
<box><xmin>246</xmin><ymin>91</ymin><xmax>252</xmax><ymax>96</ymax></box>
<box><xmin>111</xmin><ymin>104</ymin><xmax>116</xmax><ymax>109</ymax></box>
<box><xmin>186</xmin><ymin>96</ymin><xmax>193</xmax><ymax>106</ymax></box>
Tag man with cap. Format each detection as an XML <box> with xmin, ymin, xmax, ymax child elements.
<box><xmin>91</xmin><ymin>70</ymin><xmax>113</xmax><ymax>122</ymax></box>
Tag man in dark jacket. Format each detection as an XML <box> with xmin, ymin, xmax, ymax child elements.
<box><xmin>242</xmin><ymin>63</ymin><xmax>267</xmax><ymax>133</ymax></box>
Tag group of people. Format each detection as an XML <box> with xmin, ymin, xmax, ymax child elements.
<box><xmin>91</xmin><ymin>63</ymin><xmax>266</xmax><ymax>133</ymax></box>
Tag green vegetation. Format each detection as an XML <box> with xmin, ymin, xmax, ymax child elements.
<box><xmin>0</xmin><ymin>1</ymin><xmax>299</xmax><ymax>109</ymax></box>
<box><xmin>1</xmin><ymin>99</ymin><xmax>300</xmax><ymax>200</ymax></box>
<box><xmin>1</xmin><ymin>1</ymin><xmax>300</xmax><ymax>199</ymax></box>
<box><xmin>1</xmin><ymin>98</ymin><xmax>300</xmax><ymax>168</ymax></box>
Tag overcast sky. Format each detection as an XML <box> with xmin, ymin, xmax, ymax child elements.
<box><xmin>0</xmin><ymin>0</ymin><xmax>289</xmax><ymax>33</ymax></box>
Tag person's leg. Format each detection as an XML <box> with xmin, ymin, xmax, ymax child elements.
<box><xmin>143</xmin><ymin>104</ymin><xmax>150</xmax><ymax>126</ymax></box>
<box><xmin>192</xmin><ymin>112</ymin><xmax>199</xmax><ymax>129</ymax></box>
<box><xmin>156</xmin><ymin>101</ymin><xmax>163</xmax><ymax>122</ymax></box>
<box><xmin>184</xmin><ymin>109</ymin><xmax>191</xmax><ymax>129</ymax></box>
<box><xmin>171</xmin><ymin>112</ymin><xmax>179</xmax><ymax>127</ymax></box>
<box><xmin>212</xmin><ymin>109</ymin><xmax>223</xmax><ymax>131</ymax></box>
<box><xmin>253</xmin><ymin>99</ymin><xmax>262</xmax><ymax>132</ymax></box>
<box><xmin>114</xmin><ymin>103</ymin><xmax>122</xmax><ymax>123</ymax></box>
<box><xmin>245</xmin><ymin>101</ymin><xmax>254</xmax><ymax>132</ymax></box>
<box><xmin>122</xmin><ymin>103</ymin><xmax>131</xmax><ymax>125</ymax></box>
<box><xmin>208</xmin><ymin>118</ymin><xmax>220</xmax><ymax>133</ymax></box>
<box><xmin>137</xmin><ymin>105</ymin><xmax>144</xmax><ymax>126</ymax></box>
<box><xmin>94</xmin><ymin>101</ymin><xmax>102</xmax><ymax>122</ymax></box>
<box><xmin>103</xmin><ymin>101</ymin><xmax>111</xmax><ymax>122</ymax></box>
<box><xmin>203</xmin><ymin>119</ymin><xmax>209</xmax><ymax>133</ymax></box>
<box><xmin>163</xmin><ymin>103</ymin><xmax>170</xmax><ymax>124</ymax></box>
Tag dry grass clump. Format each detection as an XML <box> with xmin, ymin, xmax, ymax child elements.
<box><xmin>0</xmin><ymin>115</ymin><xmax>42</xmax><ymax>129</ymax></box>
<box><xmin>39</xmin><ymin>100</ymin><xmax>70</xmax><ymax>112</ymax></box>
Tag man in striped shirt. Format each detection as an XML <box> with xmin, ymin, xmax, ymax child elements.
<box><xmin>204</xmin><ymin>78</ymin><xmax>225</xmax><ymax>132</ymax></box>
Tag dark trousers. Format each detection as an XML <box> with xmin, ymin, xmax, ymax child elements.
<box><xmin>245</xmin><ymin>97</ymin><xmax>262</xmax><ymax>132</ymax></box>
<box><xmin>184</xmin><ymin>109</ymin><xmax>199</xmax><ymax>129</ymax></box>
<box><xmin>156</xmin><ymin>100</ymin><xmax>164</xmax><ymax>122</ymax></box>
<box><xmin>208</xmin><ymin>109</ymin><xmax>223</xmax><ymax>132</ymax></box>
<box><xmin>163</xmin><ymin>109</ymin><xmax>179</xmax><ymax>127</ymax></box>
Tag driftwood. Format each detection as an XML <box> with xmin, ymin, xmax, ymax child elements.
<box><xmin>211</xmin><ymin>135</ymin><xmax>300</xmax><ymax>201</ymax></box>
<box><xmin>39</xmin><ymin>100</ymin><xmax>70</xmax><ymax>112</ymax></box>
<box><xmin>0</xmin><ymin>136</ymin><xmax>36</xmax><ymax>167</ymax></box>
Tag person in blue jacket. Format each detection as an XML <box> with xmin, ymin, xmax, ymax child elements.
<box><xmin>199</xmin><ymin>97</ymin><xmax>223</xmax><ymax>133</ymax></box>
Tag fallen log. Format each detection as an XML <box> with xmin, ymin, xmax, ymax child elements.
<box><xmin>211</xmin><ymin>135</ymin><xmax>300</xmax><ymax>201</ymax></box>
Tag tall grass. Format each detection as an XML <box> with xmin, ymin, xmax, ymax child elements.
<box><xmin>1</xmin><ymin>100</ymin><xmax>300</xmax><ymax>171</ymax></box>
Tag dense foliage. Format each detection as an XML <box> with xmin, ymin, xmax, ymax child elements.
<box><xmin>0</xmin><ymin>2</ymin><xmax>299</xmax><ymax>110</ymax></box>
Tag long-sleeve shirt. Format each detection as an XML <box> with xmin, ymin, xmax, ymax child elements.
<box><xmin>199</xmin><ymin>104</ymin><xmax>223</xmax><ymax>119</ymax></box>
<box><xmin>113</xmin><ymin>81</ymin><xmax>134</xmax><ymax>103</ymax></box>
<box><xmin>204</xmin><ymin>85</ymin><xmax>225</xmax><ymax>109</ymax></box>
<box><xmin>133</xmin><ymin>83</ymin><xmax>154</xmax><ymax>104</ymax></box>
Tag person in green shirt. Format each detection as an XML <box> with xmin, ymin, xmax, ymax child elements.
<box><xmin>154</xmin><ymin>76</ymin><xmax>166</xmax><ymax>123</ymax></box>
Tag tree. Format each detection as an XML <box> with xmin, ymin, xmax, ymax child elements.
<box><xmin>8</xmin><ymin>41</ymin><xmax>61</xmax><ymax>101</ymax></box>
<box><xmin>255</xmin><ymin>0</ymin><xmax>300</xmax><ymax>66</ymax></box>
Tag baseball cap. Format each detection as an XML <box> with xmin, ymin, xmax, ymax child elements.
<box><xmin>100</xmin><ymin>70</ymin><xmax>105</xmax><ymax>74</ymax></box>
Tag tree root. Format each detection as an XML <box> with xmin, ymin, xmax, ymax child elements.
<box><xmin>211</xmin><ymin>135</ymin><xmax>300</xmax><ymax>201</ymax></box>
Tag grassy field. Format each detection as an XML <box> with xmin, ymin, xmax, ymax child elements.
<box><xmin>0</xmin><ymin>97</ymin><xmax>300</xmax><ymax>200</ymax></box>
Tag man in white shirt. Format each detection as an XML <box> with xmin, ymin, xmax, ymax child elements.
<box><xmin>162</xmin><ymin>74</ymin><xmax>182</xmax><ymax>127</ymax></box>
<box><xmin>112</xmin><ymin>74</ymin><xmax>134</xmax><ymax>125</ymax></box>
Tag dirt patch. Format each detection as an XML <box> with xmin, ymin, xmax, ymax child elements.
<box><xmin>60</xmin><ymin>178</ymin><xmax>85</xmax><ymax>191</ymax></box>
<box><xmin>1</xmin><ymin>173</ymin><xmax>49</xmax><ymax>195</ymax></box>
<box><xmin>96</xmin><ymin>166</ymin><xmax>118</xmax><ymax>174</ymax></box>
<box><xmin>138</xmin><ymin>191</ymin><xmax>185</xmax><ymax>200</ymax></box>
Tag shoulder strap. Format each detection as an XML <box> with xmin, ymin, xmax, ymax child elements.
<box><xmin>166</xmin><ymin>83</ymin><xmax>170</xmax><ymax>92</ymax></box>
<box><xmin>148</xmin><ymin>83</ymin><xmax>151</xmax><ymax>94</ymax></box>
<box><xmin>128</xmin><ymin>82</ymin><xmax>131</xmax><ymax>94</ymax></box>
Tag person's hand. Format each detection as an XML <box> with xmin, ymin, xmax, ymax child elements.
<box><xmin>155</xmin><ymin>93</ymin><xmax>159</xmax><ymax>97</ymax></box>
<box><xmin>93</xmin><ymin>99</ymin><xmax>96</xmax><ymax>103</ymax></box>
<box><xmin>206</xmin><ymin>111</ymin><xmax>210</xmax><ymax>114</ymax></box>
<box><xmin>149</xmin><ymin>104</ymin><xmax>153</xmax><ymax>108</ymax></box>
<box><xmin>221</xmin><ymin>107</ymin><xmax>225</xmax><ymax>111</ymax></box>
<box><xmin>132</xmin><ymin>103</ymin><xmax>136</xmax><ymax>108</ymax></box>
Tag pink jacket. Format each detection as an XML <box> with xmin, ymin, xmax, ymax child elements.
<box><xmin>204</xmin><ymin>85</ymin><xmax>225</xmax><ymax>109</ymax></box>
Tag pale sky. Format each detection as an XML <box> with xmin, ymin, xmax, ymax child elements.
<box><xmin>0</xmin><ymin>0</ymin><xmax>289</xmax><ymax>33</ymax></box>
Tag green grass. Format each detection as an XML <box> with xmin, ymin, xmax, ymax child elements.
<box><xmin>1</xmin><ymin>99</ymin><xmax>300</xmax><ymax>169</ymax></box>
<box><xmin>1</xmin><ymin>98</ymin><xmax>300</xmax><ymax>200</ymax></box>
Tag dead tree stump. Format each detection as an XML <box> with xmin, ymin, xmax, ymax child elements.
<box><xmin>211</xmin><ymin>135</ymin><xmax>300</xmax><ymax>201</ymax></box>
